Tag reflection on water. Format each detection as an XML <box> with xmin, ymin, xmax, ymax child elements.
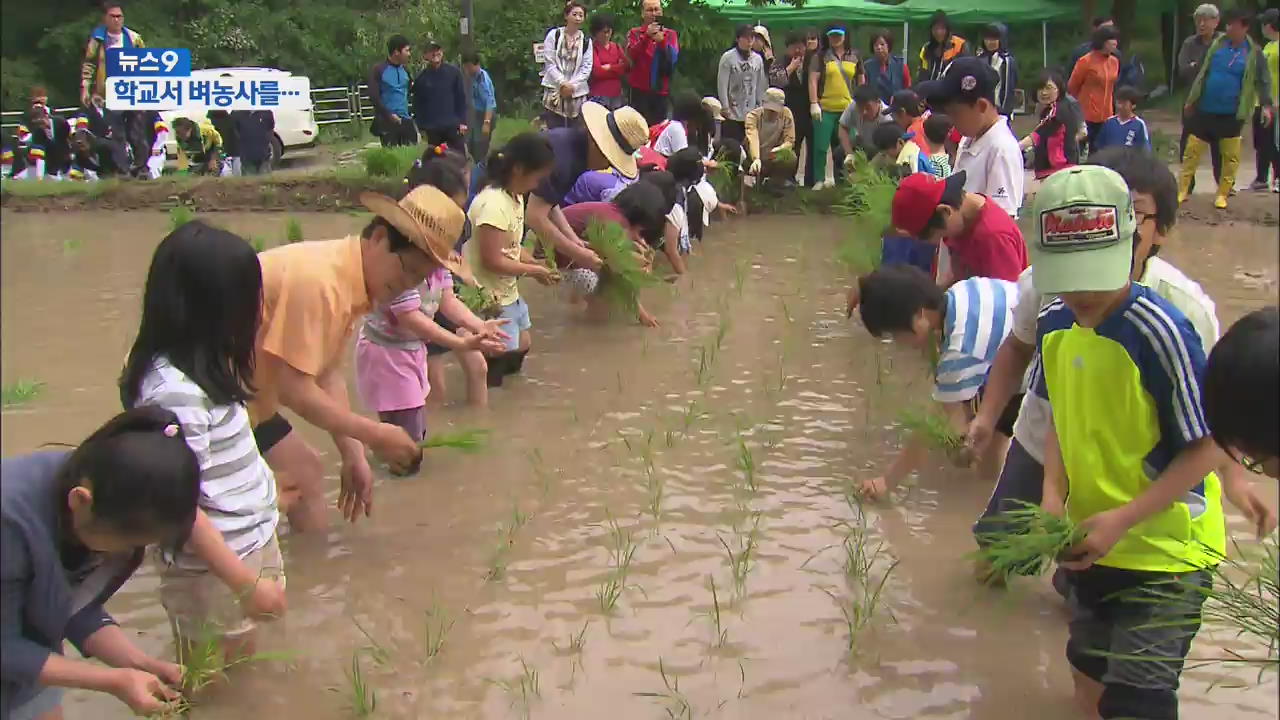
<box><xmin>1</xmin><ymin>211</ymin><xmax>1276</xmax><ymax>719</ymax></box>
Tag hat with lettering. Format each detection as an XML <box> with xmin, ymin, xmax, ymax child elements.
<box><xmin>915</xmin><ymin>57</ymin><xmax>998</xmax><ymax>108</ymax></box>
<box><xmin>891</xmin><ymin>170</ymin><xmax>967</xmax><ymax>238</ymax></box>
<box><xmin>1029</xmin><ymin>165</ymin><xmax>1136</xmax><ymax>295</ymax></box>
<box><xmin>360</xmin><ymin>185</ymin><xmax>471</xmax><ymax>283</ymax></box>
<box><xmin>582</xmin><ymin>101</ymin><xmax>649</xmax><ymax>179</ymax></box>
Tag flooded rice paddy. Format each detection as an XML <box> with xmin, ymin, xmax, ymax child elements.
<box><xmin>1</xmin><ymin>210</ymin><xmax>1276</xmax><ymax>719</ymax></box>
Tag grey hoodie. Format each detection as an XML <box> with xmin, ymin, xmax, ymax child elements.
<box><xmin>717</xmin><ymin>47</ymin><xmax>767</xmax><ymax>122</ymax></box>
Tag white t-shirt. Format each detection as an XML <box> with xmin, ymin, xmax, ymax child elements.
<box><xmin>653</xmin><ymin>121</ymin><xmax>689</xmax><ymax>157</ymax></box>
<box><xmin>954</xmin><ymin>118</ymin><xmax>1024</xmax><ymax>219</ymax></box>
<box><xmin>1010</xmin><ymin>258</ymin><xmax>1220</xmax><ymax>465</ymax></box>
<box><xmin>106</xmin><ymin>31</ymin><xmax>124</xmax><ymax>49</ymax></box>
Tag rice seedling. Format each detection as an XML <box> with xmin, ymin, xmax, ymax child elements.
<box><xmin>1</xmin><ymin>379</ymin><xmax>44</xmax><ymax>408</ymax></box>
<box><xmin>284</xmin><ymin>216</ymin><xmax>303</xmax><ymax>243</ymax></box>
<box><xmin>596</xmin><ymin>511</ymin><xmax>640</xmax><ymax>614</ymax></box>
<box><xmin>707</xmin><ymin>156</ymin><xmax>740</xmax><ymax>200</ymax></box>
<box><xmin>345</xmin><ymin>652</ymin><xmax>377</xmax><ymax>717</ymax></box>
<box><xmin>714</xmin><ymin>315</ymin><xmax>731</xmax><ymax>353</ymax></box>
<box><xmin>733</xmin><ymin>429</ymin><xmax>758</xmax><ymax>492</ymax></box>
<box><xmin>422</xmin><ymin>594</ymin><xmax>455</xmax><ymax>661</ymax></box>
<box><xmin>584</xmin><ymin>217</ymin><xmax>658</xmax><ymax>314</ymax></box>
<box><xmin>363</xmin><ymin>144</ymin><xmax>419</xmax><ymax>178</ymax></box>
<box><xmin>719</xmin><ymin>529</ymin><xmax>758</xmax><ymax>595</ymax></box>
<box><xmin>633</xmin><ymin>657</ymin><xmax>694</xmax><ymax>719</ymax></box>
<box><xmin>833</xmin><ymin>150</ymin><xmax>895</xmax><ymax>275</ymax></box>
<box><xmin>174</xmin><ymin>623</ymin><xmax>294</xmax><ymax>694</ymax></box>
<box><xmin>62</xmin><ymin>238</ymin><xmax>82</xmax><ymax>254</ymax></box>
<box><xmin>732</xmin><ymin>259</ymin><xmax>747</xmax><ymax>295</ymax></box>
<box><xmin>528</xmin><ymin>448</ymin><xmax>554</xmax><ymax>497</ymax></box>
<box><xmin>970</xmin><ymin>501</ymin><xmax>1085</xmax><ymax>583</ymax></box>
<box><xmin>248</xmin><ymin>236</ymin><xmax>268</xmax><ymax>253</ymax></box>
<box><xmin>168</xmin><ymin>205</ymin><xmax>195</xmax><ymax>232</ymax></box>
<box><xmin>419</xmin><ymin>428</ymin><xmax>490</xmax><ymax>453</ymax></box>
<box><xmin>487</xmin><ymin>656</ymin><xmax>541</xmax><ymax>717</ymax></box>
<box><xmin>485</xmin><ymin>503</ymin><xmax>528</xmax><ymax>582</ymax></box>
<box><xmin>703</xmin><ymin>575</ymin><xmax>729</xmax><ymax>647</ymax></box>
<box><xmin>553</xmin><ymin>621</ymin><xmax>590</xmax><ymax>656</ymax></box>
<box><xmin>645</xmin><ymin>466</ymin><xmax>666</xmax><ymax>522</ymax></box>
<box><xmin>779</xmin><ymin>298</ymin><xmax>794</xmax><ymax>324</ymax></box>
<box><xmin>456</xmin><ymin>284</ymin><xmax>503</xmax><ymax>319</ymax></box>
<box><xmin>774</xmin><ymin>354</ymin><xmax>790</xmax><ymax>394</ymax></box>
<box><xmin>771</xmin><ymin>145</ymin><xmax>798</xmax><ymax>168</ymax></box>
<box><xmin>897</xmin><ymin>408</ymin><xmax>965</xmax><ymax>456</ymax></box>
<box><xmin>678</xmin><ymin>399</ymin><xmax>704</xmax><ymax>437</ymax></box>
<box><xmin>695</xmin><ymin>345</ymin><xmax>714</xmax><ymax>386</ymax></box>
<box><xmin>353</xmin><ymin>617</ymin><xmax>392</xmax><ymax>667</ymax></box>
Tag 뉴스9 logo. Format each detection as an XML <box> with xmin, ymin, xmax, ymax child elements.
<box><xmin>1041</xmin><ymin>204</ymin><xmax>1120</xmax><ymax>250</ymax></box>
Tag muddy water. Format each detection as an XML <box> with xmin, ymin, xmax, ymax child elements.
<box><xmin>2</xmin><ymin>210</ymin><xmax>1276</xmax><ymax>720</ymax></box>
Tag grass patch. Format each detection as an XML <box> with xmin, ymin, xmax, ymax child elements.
<box><xmin>363</xmin><ymin>144</ymin><xmax>421</xmax><ymax>178</ymax></box>
<box><xmin>1</xmin><ymin>177</ymin><xmax>121</xmax><ymax>198</ymax></box>
<box><xmin>419</xmin><ymin>428</ymin><xmax>490</xmax><ymax>453</ymax></box>
<box><xmin>1</xmin><ymin>379</ymin><xmax>44</xmax><ymax>408</ymax></box>
<box><xmin>970</xmin><ymin>501</ymin><xmax>1085</xmax><ymax>583</ymax></box>
<box><xmin>284</xmin><ymin>216</ymin><xmax>303</xmax><ymax>243</ymax></box>
<box><xmin>491</xmin><ymin>116</ymin><xmax>536</xmax><ymax>150</ymax></box>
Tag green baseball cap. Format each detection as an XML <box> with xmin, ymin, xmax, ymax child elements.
<box><xmin>1029</xmin><ymin>165</ymin><xmax>1136</xmax><ymax>295</ymax></box>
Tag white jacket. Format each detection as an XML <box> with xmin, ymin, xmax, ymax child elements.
<box><xmin>541</xmin><ymin>27</ymin><xmax>593</xmax><ymax>98</ymax></box>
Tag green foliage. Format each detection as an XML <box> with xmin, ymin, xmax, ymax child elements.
<box><xmin>284</xmin><ymin>216</ymin><xmax>303</xmax><ymax>243</ymax></box>
<box><xmin>419</xmin><ymin>428</ymin><xmax>491</xmax><ymax>453</ymax></box>
<box><xmin>970</xmin><ymin>501</ymin><xmax>1085</xmax><ymax>584</ymax></box>
<box><xmin>772</xmin><ymin>145</ymin><xmax>797</xmax><ymax>167</ymax></box>
<box><xmin>364</xmin><ymin>144</ymin><xmax>420</xmax><ymax>178</ymax></box>
<box><xmin>897</xmin><ymin>408</ymin><xmax>963</xmax><ymax>452</ymax></box>
<box><xmin>584</xmin><ymin>217</ymin><xmax>657</xmax><ymax>315</ymax></box>
<box><xmin>1</xmin><ymin>380</ymin><xmax>44</xmax><ymax>408</ymax></box>
<box><xmin>708</xmin><ymin>157</ymin><xmax>740</xmax><ymax>201</ymax></box>
<box><xmin>169</xmin><ymin>206</ymin><xmax>196</xmax><ymax>232</ymax></box>
<box><xmin>835</xmin><ymin>151</ymin><xmax>896</xmax><ymax>275</ymax></box>
<box><xmin>457</xmin><ymin>284</ymin><xmax>503</xmax><ymax>319</ymax></box>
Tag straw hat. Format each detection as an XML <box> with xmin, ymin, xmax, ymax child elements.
<box><xmin>763</xmin><ymin>87</ymin><xmax>786</xmax><ymax>111</ymax></box>
<box><xmin>581</xmin><ymin>101</ymin><xmax>649</xmax><ymax>180</ymax></box>
<box><xmin>359</xmin><ymin>185</ymin><xmax>472</xmax><ymax>283</ymax></box>
<box><xmin>753</xmin><ymin>25</ymin><xmax>772</xmax><ymax>48</ymax></box>
<box><xmin>701</xmin><ymin>96</ymin><xmax>724</xmax><ymax>122</ymax></box>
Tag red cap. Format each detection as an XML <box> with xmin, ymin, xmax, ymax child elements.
<box><xmin>892</xmin><ymin>173</ymin><xmax>950</xmax><ymax>237</ymax></box>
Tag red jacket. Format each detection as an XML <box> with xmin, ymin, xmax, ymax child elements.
<box><xmin>590</xmin><ymin>41</ymin><xmax>627</xmax><ymax>98</ymax></box>
<box><xmin>627</xmin><ymin>24</ymin><xmax>680</xmax><ymax>95</ymax></box>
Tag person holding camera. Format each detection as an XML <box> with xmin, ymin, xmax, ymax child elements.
<box><xmin>627</xmin><ymin>0</ymin><xmax>680</xmax><ymax>125</ymax></box>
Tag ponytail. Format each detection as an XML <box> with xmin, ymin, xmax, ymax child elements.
<box><xmin>405</xmin><ymin>143</ymin><xmax>468</xmax><ymax>200</ymax></box>
<box><xmin>482</xmin><ymin>132</ymin><xmax>555</xmax><ymax>190</ymax></box>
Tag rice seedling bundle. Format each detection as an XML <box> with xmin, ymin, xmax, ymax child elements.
<box><xmin>168</xmin><ymin>205</ymin><xmax>195</xmax><ymax>232</ymax></box>
<box><xmin>771</xmin><ymin>145</ymin><xmax>798</xmax><ymax>167</ymax></box>
<box><xmin>456</xmin><ymin>284</ymin><xmax>503</xmax><ymax>319</ymax></box>
<box><xmin>834</xmin><ymin>150</ymin><xmax>897</xmax><ymax>274</ymax></box>
<box><xmin>420</xmin><ymin>428</ymin><xmax>490</xmax><ymax>453</ymax></box>
<box><xmin>584</xmin><ymin>217</ymin><xmax>657</xmax><ymax>314</ymax></box>
<box><xmin>708</xmin><ymin>157</ymin><xmax>740</xmax><ymax>200</ymax></box>
<box><xmin>897</xmin><ymin>408</ymin><xmax>964</xmax><ymax>452</ymax></box>
<box><xmin>970</xmin><ymin>501</ymin><xmax>1085</xmax><ymax>582</ymax></box>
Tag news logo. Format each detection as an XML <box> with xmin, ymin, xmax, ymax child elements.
<box><xmin>104</xmin><ymin>48</ymin><xmax>310</xmax><ymax>112</ymax></box>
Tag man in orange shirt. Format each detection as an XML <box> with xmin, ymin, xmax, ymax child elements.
<box><xmin>249</xmin><ymin>186</ymin><xmax>466</xmax><ymax>532</ymax></box>
<box><xmin>1068</xmin><ymin>25</ymin><xmax>1120</xmax><ymax>154</ymax></box>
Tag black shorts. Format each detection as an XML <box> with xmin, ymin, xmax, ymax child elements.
<box><xmin>426</xmin><ymin>312</ymin><xmax>459</xmax><ymax>356</ymax></box>
<box><xmin>973</xmin><ymin>389</ymin><xmax>1023</xmax><ymax>438</ymax></box>
<box><xmin>253</xmin><ymin>413</ymin><xmax>293</xmax><ymax>454</ymax></box>
<box><xmin>1190</xmin><ymin>111</ymin><xmax>1245</xmax><ymax>143</ymax></box>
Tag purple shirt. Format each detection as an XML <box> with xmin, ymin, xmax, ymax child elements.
<box><xmin>562</xmin><ymin>169</ymin><xmax>629</xmax><ymax>206</ymax></box>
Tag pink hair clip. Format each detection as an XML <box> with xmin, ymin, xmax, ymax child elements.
<box><xmin>163</xmin><ymin>424</ymin><xmax>179</xmax><ymax>437</ymax></box>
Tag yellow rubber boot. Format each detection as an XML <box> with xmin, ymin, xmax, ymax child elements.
<box><xmin>1178</xmin><ymin>135</ymin><xmax>1208</xmax><ymax>204</ymax></box>
<box><xmin>1215</xmin><ymin>136</ymin><xmax>1242</xmax><ymax>209</ymax></box>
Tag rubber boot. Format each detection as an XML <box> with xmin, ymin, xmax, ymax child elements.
<box><xmin>485</xmin><ymin>355</ymin><xmax>506</xmax><ymax>388</ymax></box>
<box><xmin>1178</xmin><ymin>135</ymin><xmax>1208</xmax><ymax>204</ymax></box>
<box><xmin>1215</xmin><ymin>136</ymin><xmax>1242</xmax><ymax>210</ymax></box>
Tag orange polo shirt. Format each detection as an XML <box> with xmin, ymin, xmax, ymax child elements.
<box><xmin>1068</xmin><ymin>51</ymin><xmax>1119</xmax><ymax>124</ymax></box>
<box><xmin>249</xmin><ymin>236</ymin><xmax>371</xmax><ymax>425</ymax></box>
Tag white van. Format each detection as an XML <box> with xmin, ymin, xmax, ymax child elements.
<box><xmin>161</xmin><ymin>67</ymin><xmax>319</xmax><ymax>165</ymax></box>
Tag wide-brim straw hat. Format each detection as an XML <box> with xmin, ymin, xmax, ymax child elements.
<box><xmin>359</xmin><ymin>185</ymin><xmax>472</xmax><ymax>284</ymax></box>
<box><xmin>702</xmin><ymin>96</ymin><xmax>725</xmax><ymax>121</ymax></box>
<box><xmin>582</xmin><ymin>101</ymin><xmax>648</xmax><ymax>180</ymax></box>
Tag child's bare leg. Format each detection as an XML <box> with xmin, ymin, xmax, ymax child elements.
<box><xmin>1071</xmin><ymin>669</ymin><xmax>1104</xmax><ymax>719</ymax></box>
<box><xmin>426</xmin><ymin>355</ymin><xmax>447</xmax><ymax>408</ymax></box>
<box><xmin>262</xmin><ymin>432</ymin><xmax>327</xmax><ymax>532</ymax></box>
<box><xmin>458</xmin><ymin>349</ymin><xmax>488</xmax><ymax>408</ymax></box>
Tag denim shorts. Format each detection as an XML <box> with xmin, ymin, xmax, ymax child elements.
<box><xmin>972</xmin><ymin>437</ymin><xmax>1044</xmax><ymax>544</ymax></box>
<box><xmin>10</xmin><ymin>686</ymin><xmax>64</xmax><ymax>720</ymax></box>
<box><xmin>498</xmin><ymin>298</ymin><xmax>531</xmax><ymax>351</ymax></box>
<box><xmin>1063</xmin><ymin>565</ymin><xmax>1211</xmax><ymax>720</ymax></box>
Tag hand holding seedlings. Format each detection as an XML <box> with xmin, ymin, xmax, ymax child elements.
<box><xmin>109</xmin><ymin>667</ymin><xmax>182</xmax><ymax>715</ymax></box>
<box><xmin>1058</xmin><ymin>508</ymin><xmax>1129</xmax><ymax>571</ymax></box>
<box><xmin>859</xmin><ymin>476</ymin><xmax>888</xmax><ymax>502</ymax></box>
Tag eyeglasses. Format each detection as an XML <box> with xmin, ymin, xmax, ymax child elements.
<box><xmin>1134</xmin><ymin>208</ymin><xmax>1156</xmax><ymax>227</ymax></box>
<box><xmin>1240</xmin><ymin>455</ymin><xmax>1268</xmax><ymax>475</ymax></box>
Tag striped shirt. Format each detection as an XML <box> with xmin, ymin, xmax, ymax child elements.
<box><xmin>933</xmin><ymin>277</ymin><xmax>1018</xmax><ymax>403</ymax></box>
<box><xmin>136</xmin><ymin>357</ymin><xmax>278</xmax><ymax>570</ymax></box>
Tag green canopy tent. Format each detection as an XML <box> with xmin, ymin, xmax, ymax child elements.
<box><xmin>879</xmin><ymin>0</ymin><xmax>1077</xmax><ymax>69</ymax></box>
<box><xmin>714</xmin><ymin>0</ymin><xmax>902</xmax><ymax>30</ymax></box>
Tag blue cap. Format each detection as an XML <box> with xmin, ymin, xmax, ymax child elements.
<box><xmin>826</xmin><ymin>28</ymin><xmax>846</xmax><ymax>36</ymax></box>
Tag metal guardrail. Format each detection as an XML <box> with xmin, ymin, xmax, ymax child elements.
<box><xmin>0</xmin><ymin>84</ymin><xmax>379</xmax><ymax>137</ymax></box>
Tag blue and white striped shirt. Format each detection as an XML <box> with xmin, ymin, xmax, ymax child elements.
<box><xmin>933</xmin><ymin>277</ymin><xmax>1018</xmax><ymax>403</ymax></box>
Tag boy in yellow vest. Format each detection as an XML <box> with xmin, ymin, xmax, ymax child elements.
<box><xmin>1028</xmin><ymin>166</ymin><xmax>1225</xmax><ymax>720</ymax></box>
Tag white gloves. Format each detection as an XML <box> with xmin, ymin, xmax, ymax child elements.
<box><xmin>809</xmin><ymin>103</ymin><xmax>822</xmax><ymax>120</ymax></box>
<box><xmin>749</xmin><ymin>158</ymin><xmax>762</xmax><ymax>175</ymax></box>
<box><xmin>843</xmin><ymin>154</ymin><xmax>857</xmax><ymax>171</ymax></box>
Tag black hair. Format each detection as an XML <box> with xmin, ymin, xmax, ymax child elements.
<box><xmin>784</xmin><ymin>30</ymin><xmax>805</xmax><ymax>47</ymax></box>
<box><xmin>853</xmin><ymin>83</ymin><xmax>881</xmax><ymax>105</ymax></box>
<box><xmin>856</xmin><ymin>265</ymin><xmax>946</xmax><ymax>337</ymax></box>
<box><xmin>982</xmin><ymin>23</ymin><xmax>1003</xmax><ymax>39</ymax></box>
<box><xmin>1038</xmin><ymin>67</ymin><xmax>1066</xmax><ymax>91</ymax></box>
<box><xmin>424</xmin><ymin>40</ymin><xmax>443</xmax><ymax>52</ymax></box>
<box><xmin>919</xmin><ymin>178</ymin><xmax>965</xmax><ymax>236</ymax></box>
<box><xmin>1262</xmin><ymin>9</ymin><xmax>1280</xmax><ymax>32</ymax></box>
<box><xmin>638</xmin><ymin>169</ymin><xmax>678</xmax><ymax>210</ymax></box>
<box><xmin>1091</xmin><ymin>26</ymin><xmax>1119</xmax><ymax>51</ymax></box>
<box><xmin>820</xmin><ymin>23</ymin><xmax>849</xmax><ymax>53</ymax></box>
<box><xmin>1114</xmin><ymin>85</ymin><xmax>1142</xmax><ymax>106</ymax></box>
<box><xmin>869</xmin><ymin>28</ymin><xmax>895</xmax><ymax>53</ymax></box>
<box><xmin>564</xmin><ymin>1</ymin><xmax>586</xmax><ymax>17</ymax></box>
<box><xmin>804</xmin><ymin>26</ymin><xmax>819</xmax><ymax>40</ymax></box>
<box><xmin>736</xmin><ymin>24</ymin><xmax>755</xmax><ymax>40</ymax></box>
<box><xmin>612</xmin><ymin>181</ymin><xmax>668</xmax><ymax>244</ymax></box>
<box><xmin>173</xmin><ymin>117</ymin><xmax>197</xmax><ymax>134</ymax></box>
<box><xmin>891</xmin><ymin>89</ymin><xmax>925</xmax><ymax>118</ymax></box>
<box><xmin>55</xmin><ymin>405</ymin><xmax>201</xmax><ymax>551</ymax></box>
<box><xmin>667</xmin><ymin>147</ymin><xmax>704</xmax><ymax>184</ymax></box>
<box><xmin>923</xmin><ymin>113</ymin><xmax>952</xmax><ymax>145</ymax></box>
<box><xmin>1223</xmin><ymin>8</ymin><xmax>1252</xmax><ymax>27</ymax></box>
<box><xmin>361</xmin><ymin>216</ymin><xmax>415</xmax><ymax>253</ymax></box>
<box><xmin>871</xmin><ymin>123</ymin><xmax>905</xmax><ymax>152</ymax></box>
<box><xmin>484</xmin><ymin>132</ymin><xmax>554</xmax><ymax>190</ymax></box>
<box><xmin>405</xmin><ymin>146</ymin><xmax>468</xmax><ymax>198</ymax></box>
<box><xmin>1091</xmin><ymin>16</ymin><xmax>1113</xmax><ymax>29</ymax></box>
<box><xmin>461</xmin><ymin>51</ymin><xmax>481</xmax><ymax>66</ymax></box>
<box><xmin>102</xmin><ymin>1</ymin><xmax>124</xmax><ymax>12</ymax></box>
<box><xmin>1086</xmin><ymin>146</ymin><xmax>1177</xmax><ymax>237</ymax></box>
<box><xmin>929</xmin><ymin>11</ymin><xmax>952</xmax><ymax>37</ymax></box>
<box><xmin>671</xmin><ymin>93</ymin><xmax>713</xmax><ymax>151</ymax></box>
<box><xmin>387</xmin><ymin>34</ymin><xmax>410</xmax><ymax>56</ymax></box>
<box><xmin>121</xmin><ymin>220</ymin><xmax>262</xmax><ymax>409</ymax></box>
<box><xmin>1204</xmin><ymin>307</ymin><xmax>1279</xmax><ymax>463</ymax></box>
<box><xmin>590</xmin><ymin>12</ymin><xmax>616</xmax><ymax>36</ymax></box>
<box><xmin>714</xmin><ymin>137</ymin><xmax>744</xmax><ymax>163</ymax></box>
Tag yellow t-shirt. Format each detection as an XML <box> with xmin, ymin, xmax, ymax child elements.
<box><xmin>250</xmin><ymin>236</ymin><xmax>370</xmax><ymax>424</ymax></box>
<box><xmin>1265</xmin><ymin>40</ymin><xmax>1279</xmax><ymax>112</ymax></box>
<box><xmin>465</xmin><ymin>187</ymin><xmax>526</xmax><ymax>306</ymax></box>
<box><xmin>818</xmin><ymin>53</ymin><xmax>858</xmax><ymax>113</ymax></box>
